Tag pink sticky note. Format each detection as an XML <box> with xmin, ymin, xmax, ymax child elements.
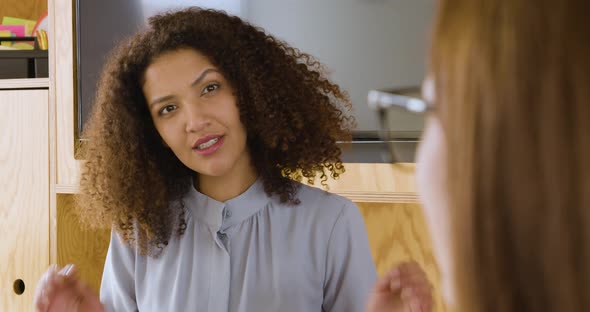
<box><xmin>0</xmin><ymin>25</ymin><xmax>26</xmax><ymax>37</ymax></box>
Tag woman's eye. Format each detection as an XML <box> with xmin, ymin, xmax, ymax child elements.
<box><xmin>159</xmin><ymin>104</ymin><xmax>177</xmax><ymax>115</ymax></box>
<box><xmin>202</xmin><ymin>83</ymin><xmax>220</xmax><ymax>95</ymax></box>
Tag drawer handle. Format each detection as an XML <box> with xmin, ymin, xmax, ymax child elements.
<box><xmin>13</xmin><ymin>279</ymin><xmax>25</xmax><ymax>295</ymax></box>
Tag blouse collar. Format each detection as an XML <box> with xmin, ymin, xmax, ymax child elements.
<box><xmin>184</xmin><ymin>178</ymin><xmax>270</xmax><ymax>232</ymax></box>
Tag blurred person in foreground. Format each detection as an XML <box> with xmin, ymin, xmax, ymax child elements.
<box><xmin>378</xmin><ymin>0</ymin><xmax>590</xmax><ymax>311</ymax></box>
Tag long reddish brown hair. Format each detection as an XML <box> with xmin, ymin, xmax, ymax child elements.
<box><xmin>430</xmin><ymin>0</ymin><xmax>590</xmax><ymax>311</ymax></box>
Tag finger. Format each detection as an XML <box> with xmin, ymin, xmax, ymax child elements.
<box><xmin>73</xmin><ymin>277</ymin><xmax>93</xmax><ymax>299</ymax></box>
<box><xmin>415</xmin><ymin>293</ymin><xmax>434</xmax><ymax>312</ymax></box>
<box><xmin>396</xmin><ymin>269</ymin><xmax>432</xmax><ymax>290</ymax></box>
<box><xmin>390</xmin><ymin>270</ymin><xmax>431</xmax><ymax>294</ymax></box>
<box><xmin>400</xmin><ymin>276</ymin><xmax>433</xmax><ymax>293</ymax></box>
<box><xmin>382</xmin><ymin>262</ymin><xmax>431</xmax><ymax>293</ymax></box>
<box><xmin>410</xmin><ymin>298</ymin><xmax>424</xmax><ymax>312</ymax></box>
<box><xmin>373</xmin><ymin>275</ymin><xmax>390</xmax><ymax>292</ymax></box>
<box><xmin>397</xmin><ymin>261</ymin><xmax>428</xmax><ymax>279</ymax></box>
<box><xmin>76</xmin><ymin>281</ymin><xmax>94</xmax><ymax>306</ymax></box>
<box><xmin>399</xmin><ymin>287</ymin><xmax>420</xmax><ymax>312</ymax></box>
<box><xmin>401</xmin><ymin>286</ymin><xmax>434</xmax><ymax>312</ymax></box>
<box><xmin>412</xmin><ymin>287</ymin><xmax>434</xmax><ymax>307</ymax></box>
<box><xmin>34</xmin><ymin>265</ymin><xmax>59</xmax><ymax>312</ymax></box>
<box><xmin>399</xmin><ymin>280</ymin><xmax>433</xmax><ymax>301</ymax></box>
<box><xmin>389</xmin><ymin>273</ymin><xmax>402</xmax><ymax>293</ymax></box>
<box><xmin>44</xmin><ymin>265</ymin><xmax>77</xmax><ymax>304</ymax></box>
<box><xmin>73</xmin><ymin>277</ymin><xmax>104</xmax><ymax>311</ymax></box>
<box><xmin>58</xmin><ymin>264</ymin><xmax>80</xmax><ymax>284</ymax></box>
<box><xmin>373</xmin><ymin>268</ymin><xmax>400</xmax><ymax>292</ymax></box>
<box><xmin>401</xmin><ymin>287</ymin><xmax>427</xmax><ymax>312</ymax></box>
<box><xmin>47</xmin><ymin>272</ymin><xmax>67</xmax><ymax>293</ymax></box>
<box><xmin>43</xmin><ymin>266</ymin><xmax>65</xmax><ymax>304</ymax></box>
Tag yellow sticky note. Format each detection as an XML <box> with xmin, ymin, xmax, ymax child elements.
<box><xmin>12</xmin><ymin>42</ymin><xmax>34</xmax><ymax>50</ymax></box>
<box><xmin>2</xmin><ymin>16</ymin><xmax>37</xmax><ymax>36</ymax></box>
<box><xmin>0</xmin><ymin>30</ymin><xmax>12</xmax><ymax>47</ymax></box>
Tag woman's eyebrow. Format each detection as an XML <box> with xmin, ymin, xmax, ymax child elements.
<box><xmin>191</xmin><ymin>68</ymin><xmax>221</xmax><ymax>87</ymax></box>
<box><xmin>149</xmin><ymin>95</ymin><xmax>175</xmax><ymax>109</ymax></box>
<box><xmin>148</xmin><ymin>68</ymin><xmax>222</xmax><ymax>108</ymax></box>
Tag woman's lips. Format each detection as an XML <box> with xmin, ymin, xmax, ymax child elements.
<box><xmin>193</xmin><ymin>135</ymin><xmax>225</xmax><ymax>156</ymax></box>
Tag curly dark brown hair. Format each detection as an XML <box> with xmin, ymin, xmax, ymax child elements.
<box><xmin>74</xmin><ymin>7</ymin><xmax>355</xmax><ymax>256</ymax></box>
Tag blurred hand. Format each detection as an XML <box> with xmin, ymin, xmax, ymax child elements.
<box><xmin>366</xmin><ymin>261</ymin><xmax>433</xmax><ymax>312</ymax></box>
<box><xmin>34</xmin><ymin>264</ymin><xmax>104</xmax><ymax>312</ymax></box>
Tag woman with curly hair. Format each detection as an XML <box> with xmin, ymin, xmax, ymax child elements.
<box><xmin>34</xmin><ymin>7</ymin><xmax>431</xmax><ymax>312</ymax></box>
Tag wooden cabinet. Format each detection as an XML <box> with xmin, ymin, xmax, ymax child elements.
<box><xmin>0</xmin><ymin>85</ymin><xmax>49</xmax><ymax>312</ymax></box>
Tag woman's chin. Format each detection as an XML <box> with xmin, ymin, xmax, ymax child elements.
<box><xmin>191</xmin><ymin>163</ymin><xmax>232</xmax><ymax>178</ymax></box>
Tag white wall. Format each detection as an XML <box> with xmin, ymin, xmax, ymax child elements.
<box><xmin>244</xmin><ymin>0</ymin><xmax>434</xmax><ymax>132</ymax></box>
<box><xmin>78</xmin><ymin>0</ymin><xmax>433</xmax><ymax>134</ymax></box>
<box><xmin>139</xmin><ymin>0</ymin><xmax>244</xmax><ymax>21</ymax></box>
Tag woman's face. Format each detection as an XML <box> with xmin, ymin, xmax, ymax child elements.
<box><xmin>142</xmin><ymin>48</ymin><xmax>251</xmax><ymax>179</ymax></box>
<box><xmin>415</xmin><ymin>78</ymin><xmax>455</xmax><ymax>305</ymax></box>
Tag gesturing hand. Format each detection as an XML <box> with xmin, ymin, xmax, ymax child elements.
<box><xmin>34</xmin><ymin>264</ymin><xmax>104</xmax><ymax>312</ymax></box>
<box><xmin>366</xmin><ymin>261</ymin><xmax>433</xmax><ymax>312</ymax></box>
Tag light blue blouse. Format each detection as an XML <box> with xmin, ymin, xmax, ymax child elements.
<box><xmin>100</xmin><ymin>179</ymin><xmax>377</xmax><ymax>311</ymax></box>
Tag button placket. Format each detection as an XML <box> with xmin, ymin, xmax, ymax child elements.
<box><xmin>224</xmin><ymin>209</ymin><xmax>232</xmax><ymax>220</ymax></box>
<box><xmin>216</xmin><ymin>231</ymin><xmax>230</xmax><ymax>251</ymax></box>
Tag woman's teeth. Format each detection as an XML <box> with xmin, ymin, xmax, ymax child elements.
<box><xmin>197</xmin><ymin>137</ymin><xmax>219</xmax><ymax>150</ymax></box>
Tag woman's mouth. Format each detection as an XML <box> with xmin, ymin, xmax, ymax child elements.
<box><xmin>196</xmin><ymin>137</ymin><xmax>219</xmax><ymax>150</ymax></box>
<box><xmin>193</xmin><ymin>135</ymin><xmax>225</xmax><ymax>156</ymax></box>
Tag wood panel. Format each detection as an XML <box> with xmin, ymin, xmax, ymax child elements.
<box><xmin>0</xmin><ymin>89</ymin><xmax>49</xmax><ymax>312</ymax></box>
<box><xmin>56</xmin><ymin>194</ymin><xmax>110</xmax><ymax>294</ymax></box>
<box><xmin>0</xmin><ymin>0</ymin><xmax>47</xmax><ymax>22</ymax></box>
<box><xmin>305</xmin><ymin>162</ymin><xmax>418</xmax><ymax>203</ymax></box>
<box><xmin>47</xmin><ymin>0</ymin><xmax>58</xmax><ymax>265</ymax></box>
<box><xmin>327</xmin><ymin>163</ymin><xmax>417</xmax><ymax>195</ymax></box>
<box><xmin>52</xmin><ymin>0</ymin><xmax>81</xmax><ymax>192</ymax></box>
<box><xmin>0</xmin><ymin>78</ymin><xmax>49</xmax><ymax>89</ymax></box>
<box><xmin>358</xmin><ymin>202</ymin><xmax>447</xmax><ymax>312</ymax></box>
<box><xmin>57</xmin><ymin>162</ymin><xmax>420</xmax><ymax>198</ymax></box>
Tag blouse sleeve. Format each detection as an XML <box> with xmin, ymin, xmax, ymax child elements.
<box><xmin>100</xmin><ymin>229</ymin><xmax>138</xmax><ymax>312</ymax></box>
<box><xmin>322</xmin><ymin>201</ymin><xmax>377</xmax><ymax>312</ymax></box>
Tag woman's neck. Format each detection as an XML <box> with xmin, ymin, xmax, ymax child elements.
<box><xmin>196</xmin><ymin>165</ymin><xmax>258</xmax><ymax>202</ymax></box>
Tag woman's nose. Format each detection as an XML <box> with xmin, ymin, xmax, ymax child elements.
<box><xmin>184</xmin><ymin>104</ymin><xmax>209</xmax><ymax>133</ymax></box>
